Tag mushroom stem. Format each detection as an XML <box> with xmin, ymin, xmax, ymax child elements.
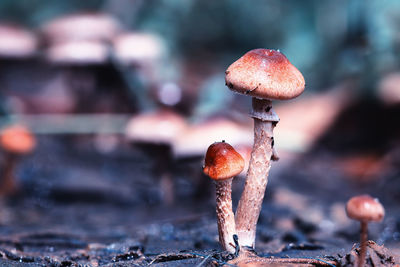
<box><xmin>358</xmin><ymin>221</ymin><xmax>368</xmax><ymax>267</ymax></box>
<box><xmin>235</xmin><ymin>98</ymin><xmax>277</xmax><ymax>249</ymax></box>
<box><xmin>0</xmin><ymin>153</ymin><xmax>18</xmax><ymax>196</ymax></box>
<box><xmin>215</xmin><ymin>179</ymin><xmax>236</xmax><ymax>253</ymax></box>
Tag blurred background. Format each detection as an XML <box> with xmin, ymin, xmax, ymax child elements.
<box><xmin>0</xmin><ymin>0</ymin><xmax>399</xmax><ymax>265</ymax></box>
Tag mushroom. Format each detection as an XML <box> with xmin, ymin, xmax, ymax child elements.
<box><xmin>203</xmin><ymin>141</ymin><xmax>244</xmax><ymax>253</ymax></box>
<box><xmin>125</xmin><ymin>109</ymin><xmax>187</xmax><ymax>205</ymax></box>
<box><xmin>41</xmin><ymin>13</ymin><xmax>126</xmax><ymax>113</ymax></box>
<box><xmin>0</xmin><ymin>125</ymin><xmax>36</xmax><ymax>196</ymax></box>
<box><xmin>346</xmin><ymin>194</ymin><xmax>385</xmax><ymax>267</ymax></box>
<box><xmin>225</xmin><ymin>49</ymin><xmax>305</xmax><ymax>249</ymax></box>
<box><xmin>112</xmin><ymin>32</ymin><xmax>166</xmax><ymax>111</ymax></box>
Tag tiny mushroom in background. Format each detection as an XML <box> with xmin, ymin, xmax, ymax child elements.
<box><xmin>346</xmin><ymin>195</ymin><xmax>385</xmax><ymax>267</ymax></box>
<box><xmin>0</xmin><ymin>125</ymin><xmax>36</xmax><ymax>196</ymax></box>
<box><xmin>203</xmin><ymin>141</ymin><xmax>244</xmax><ymax>253</ymax></box>
<box><xmin>225</xmin><ymin>49</ymin><xmax>305</xmax><ymax>249</ymax></box>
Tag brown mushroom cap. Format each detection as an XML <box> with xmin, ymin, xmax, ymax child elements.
<box><xmin>0</xmin><ymin>125</ymin><xmax>36</xmax><ymax>154</ymax></box>
<box><xmin>225</xmin><ymin>49</ymin><xmax>305</xmax><ymax>100</ymax></box>
<box><xmin>346</xmin><ymin>195</ymin><xmax>385</xmax><ymax>222</ymax></box>
<box><xmin>203</xmin><ymin>142</ymin><xmax>245</xmax><ymax>180</ymax></box>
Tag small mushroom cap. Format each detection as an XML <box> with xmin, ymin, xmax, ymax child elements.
<box><xmin>225</xmin><ymin>49</ymin><xmax>305</xmax><ymax>100</ymax></box>
<box><xmin>0</xmin><ymin>125</ymin><xmax>36</xmax><ymax>154</ymax></box>
<box><xmin>203</xmin><ymin>142</ymin><xmax>245</xmax><ymax>180</ymax></box>
<box><xmin>346</xmin><ymin>195</ymin><xmax>385</xmax><ymax>222</ymax></box>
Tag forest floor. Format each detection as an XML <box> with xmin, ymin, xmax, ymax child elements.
<box><xmin>0</xmin><ymin>100</ymin><xmax>399</xmax><ymax>266</ymax></box>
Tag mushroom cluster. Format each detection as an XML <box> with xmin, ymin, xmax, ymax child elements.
<box><xmin>204</xmin><ymin>48</ymin><xmax>305</xmax><ymax>252</ymax></box>
<box><xmin>226</xmin><ymin>49</ymin><xmax>305</xmax><ymax>249</ymax></box>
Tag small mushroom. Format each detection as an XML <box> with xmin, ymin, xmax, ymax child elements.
<box><xmin>0</xmin><ymin>125</ymin><xmax>36</xmax><ymax>196</ymax></box>
<box><xmin>346</xmin><ymin>194</ymin><xmax>385</xmax><ymax>267</ymax></box>
<box><xmin>225</xmin><ymin>49</ymin><xmax>305</xmax><ymax>249</ymax></box>
<box><xmin>203</xmin><ymin>141</ymin><xmax>244</xmax><ymax>253</ymax></box>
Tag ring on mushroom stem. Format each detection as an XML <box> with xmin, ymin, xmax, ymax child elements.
<box><xmin>203</xmin><ymin>141</ymin><xmax>244</xmax><ymax>253</ymax></box>
<box><xmin>225</xmin><ymin>49</ymin><xmax>305</xmax><ymax>249</ymax></box>
<box><xmin>346</xmin><ymin>194</ymin><xmax>385</xmax><ymax>267</ymax></box>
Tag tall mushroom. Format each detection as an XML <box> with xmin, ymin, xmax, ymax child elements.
<box><xmin>0</xmin><ymin>125</ymin><xmax>36</xmax><ymax>196</ymax></box>
<box><xmin>225</xmin><ymin>49</ymin><xmax>305</xmax><ymax>249</ymax></box>
<box><xmin>346</xmin><ymin>195</ymin><xmax>385</xmax><ymax>267</ymax></box>
<box><xmin>203</xmin><ymin>141</ymin><xmax>244</xmax><ymax>253</ymax></box>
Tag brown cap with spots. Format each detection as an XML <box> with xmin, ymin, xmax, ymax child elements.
<box><xmin>0</xmin><ymin>125</ymin><xmax>36</xmax><ymax>154</ymax></box>
<box><xmin>225</xmin><ymin>49</ymin><xmax>305</xmax><ymax>100</ymax></box>
<box><xmin>203</xmin><ymin>141</ymin><xmax>245</xmax><ymax>180</ymax></box>
<box><xmin>346</xmin><ymin>195</ymin><xmax>385</xmax><ymax>222</ymax></box>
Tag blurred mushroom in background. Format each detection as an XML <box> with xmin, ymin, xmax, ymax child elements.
<box><xmin>112</xmin><ymin>31</ymin><xmax>170</xmax><ymax>111</ymax></box>
<box><xmin>40</xmin><ymin>12</ymin><xmax>134</xmax><ymax>113</ymax></box>
<box><xmin>46</xmin><ymin>40</ymin><xmax>108</xmax><ymax>66</ymax></box>
<box><xmin>0</xmin><ymin>24</ymin><xmax>38</xmax><ymax>59</ymax></box>
<box><xmin>173</xmin><ymin>118</ymin><xmax>252</xmax><ymax>158</ymax></box>
<box><xmin>125</xmin><ymin>109</ymin><xmax>187</xmax><ymax>205</ymax></box>
<box><xmin>378</xmin><ymin>72</ymin><xmax>400</xmax><ymax>106</ymax></box>
<box><xmin>173</xmin><ymin>117</ymin><xmax>252</xmax><ymax>200</ymax></box>
<box><xmin>40</xmin><ymin>13</ymin><xmax>121</xmax><ymax>44</ymax></box>
<box><xmin>0</xmin><ymin>125</ymin><xmax>36</xmax><ymax>196</ymax></box>
<box><xmin>274</xmin><ymin>84</ymin><xmax>353</xmax><ymax>153</ymax></box>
